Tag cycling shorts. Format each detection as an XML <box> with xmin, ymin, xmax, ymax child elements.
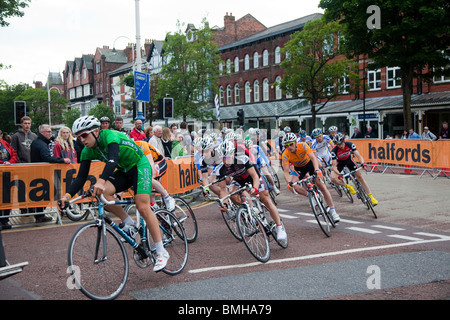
<box><xmin>289</xmin><ymin>161</ymin><xmax>315</xmax><ymax>180</ymax></box>
<box><xmin>108</xmin><ymin>156</ymin><xmax>152</xmax><ymax>196</ymax></box>
<box><xmin>337</xmin><ymin>157</ymin><xmax>358</xmax><ymax>173</ymax></box>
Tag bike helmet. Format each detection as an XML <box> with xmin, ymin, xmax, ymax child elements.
<box><xmin>282</xmin><ymin>132</ymin><xmax>297</xmax><ymax>145</ymax></box>
<box><xmin>311</xmin><ymin>128</ymin><xmax>322</xmax><ymax>138</ymax></box>
<box><xmin>99</xmin><ymin>116</ymin><xmax>110</xmax><ymax>123</ymax></box>
<box><xmin>299</xmin><ymin>130</ymin><xmax>307</xmax><ymax>138</ymax></box>
<box><xmin>243</xmin><ymin>138</ymin><xmax>253</xmax><ymax>148</ymax></box>
<box><xmin>218</xmin><ymin>140</ymin><xmax>235</xmax><ymax>157</ymax></box>
<box><xmin>279</xmin><ymin>131</ymin><xmax>286</xmax><ymax>138</ymax></box>
<box><xmin>224</xmin><ymin>132</ymin><xmax>237</xmax><ymax>141</ymax></box>
<box><xmin>328</xmin><ymin>126</ymin><xmax>338</xmax><ymax>133</ymax></box>
<box><xmin>193</xmin><ymin>137</ymin><xmax>203</xmax><ymax>148</ymax></box>
<box><xmin>333</xmin><ymin>132</ymin><xmax>345</xmax><ymax>144</ymax></box>
<box><xmin>283</xmin><ymin>126</ymin><xmax>291</xmax><ymax>132</ymax></box>
<box><xmin>72</xmin><ymin>116</ymin><xmax>101</xmax><ymax>135</ymax></box>
<box><xmin>209</xmin><ymin>132</ymin><xmax>218</xmax><ymax>141</ymax></box>
<box><xmin>200</xmin><ymin>135</ymin><xmax>214</xmax><ymax>150</ymax></box>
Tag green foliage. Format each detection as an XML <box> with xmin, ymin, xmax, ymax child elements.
<box><xmin>320</xmin><ymin>0</ymin><xmax>450</xmax><ymax>129</ymax></box>
<box><xmin>280</xmin><ymin>18</ymin><xmax>359</xmax><ymax>126</ymax></box>
<box><xmin>88</xmin><ymin>103</ymin><xmax>115</xmax><ymax>128</ymax></box>
<box><xmin>155</xmin><ymin>18</ymin><xmax>221</xmax><ymax>121</ymax></box>
<box><xmin>0</xmin><ymin>0</ymin><xmax>30</xmax><ymax>27</ymax></box>
<box><xmin>0</xmin><ymin>82</ymin><xmax>28</xmax><ymax>133</ymax></box>
<box><xmin>64</xmin><ymin>108</ymin><xmax>81</xmax><ymax>132</ymax></box>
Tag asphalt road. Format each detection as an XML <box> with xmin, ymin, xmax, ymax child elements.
<box><xmin>0</xmin><ymin>170</ymin><xmax>449</xmax><ymax>303</ymax></box>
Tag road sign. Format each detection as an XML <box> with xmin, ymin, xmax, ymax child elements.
<box><xmin>134</xmin><ymin>71</ymin><xmax>150</xmax><ymax>102</ymax></box>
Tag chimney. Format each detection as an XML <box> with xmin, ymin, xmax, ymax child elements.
<box><xmin>224</xmin><ymin>12</ymin><xmax>236</xmax><ymax>35</ymax></box>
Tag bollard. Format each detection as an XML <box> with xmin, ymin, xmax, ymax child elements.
<box><xmin>0</xmin><ymin>225</ymin><xmax>6</xmax><ymax>267</ymax></box>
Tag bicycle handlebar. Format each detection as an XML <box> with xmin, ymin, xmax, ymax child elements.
<box><xmin>217</xmin><ymin>183</ymin><xmax>253</xmax><ymax>207</ymax></box>
<box><xmin>340</xmin><ymin>166</ymin><xmax>363</xmax><ymax>178</ymax></box>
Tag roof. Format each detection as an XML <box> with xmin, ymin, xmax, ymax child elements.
<box><xmin>219</xmin><ymin>13</ymin><xmax>322</xmax><ymax>51</ymax></box>
<box><xmin>97</xmin><ymin>48</ymin><xmax>128</xmax><ymax>64</ymax></box>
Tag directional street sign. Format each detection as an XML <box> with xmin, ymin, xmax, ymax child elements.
<box><xmin>134</xmin><ymin>71</ymin><xmax>150</xmax><ymax>102</ymax></box>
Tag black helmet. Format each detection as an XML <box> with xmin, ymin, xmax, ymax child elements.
<box><xmin>333</xmin><ymin>132</ymin><xmax>345</xmax><ymax>144</ymax></box>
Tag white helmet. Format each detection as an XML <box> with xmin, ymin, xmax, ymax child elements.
<box><xmin>72</xmin><ymin>116</ymin><xmax>100</xmax><ymax>135</ymax></box>
<box><xmin>244</xmin><ymin>139</ymin><xmax>253</xmax><ymax>148</ymax></box>
<box><xmin>193</xmin><ymin>137</ymin><xmax>203</xmax><ymax>148</ymax></box>
<box><xmin>328</xmin><ymin>126</ymin><xmax>338</xmax><ymax>133</ymax></box>
<box><xmin>282</xmin><ymin>132</ymin><xmax>297</xmax><ymax>145</ymax></box>
<box><xmin>218</xmin><ymin>140</ymin><xmax>235</xmax><ymax>157</ymax></box>
<box><xmin>224</xmin><ymin>132</ymin><xmax>237</xmax><ymax>141</ymax></box>
<box><xmin>200</xmin><ymin>136</ymin><xmax>214</xmax><ymax>150</ymax></box>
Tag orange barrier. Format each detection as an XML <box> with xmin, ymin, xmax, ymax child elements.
<box><xmin>0</xmin><ymin>157</ymin><xmax>200</xmax><ymax>210</ymax></box>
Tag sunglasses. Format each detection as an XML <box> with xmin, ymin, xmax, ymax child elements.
<box><xmin>284</xmin><ymin>141</ymin><xmax>295</xmax><ymax>147</ymax></box>
<box><xmin>77</xmin><ymin>129</ymin><xmax>96</xmax><ymax>139</ymax></box>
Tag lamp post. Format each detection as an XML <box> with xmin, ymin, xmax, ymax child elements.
<box><xmin>134</xmin><ymin>0</ymin><xmax>145</xmax><ymax>124</ymax></box>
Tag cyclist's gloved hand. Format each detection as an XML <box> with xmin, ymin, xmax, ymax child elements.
<box><xmin>287</xmin><ymin>182</ymin><xmax>294</xmax><ymax>192</ymax></box>
<box><xmin>315</xmin><ymin>169</ymin><xmax>323</xmax><ymax>179</ymax></box>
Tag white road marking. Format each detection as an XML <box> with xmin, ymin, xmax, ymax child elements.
<box><xmin>372</xmin><ymin>225</ymin><xmax>405</xmax><ymax>231</ymax></box>
<box><xmin>279</xmin><ymin>214</ymin><xmax>299</xmax><ymax>219</ymax></box>
<box><xmin>347</xmin><ymin>227</ymin><xmax>382</xmax><ymax>234</ymax></box>
<box><xmin>388</xmin><ymin>235</ymin><xmax>424</xmax><ymax>241</ymax></box>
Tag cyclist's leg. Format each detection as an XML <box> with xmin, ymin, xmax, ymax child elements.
<box><xmin>103</xmin><ymin>175</ymin><xmax>134</xmax><ymax>224</ymax></box>
<box><xmin>290</xmin><ymin>170</ymin><xmax>307</xmax><ymax>196</ymax></box>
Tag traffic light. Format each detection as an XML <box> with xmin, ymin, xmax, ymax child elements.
<box><xmin>163</xmin><ymin>97</ymin><xmax>174</xmax><ymax>118</ymax></box>
<box><xmin>14</xmin><ymin>101</ymin><xmax>27</xmax><ymax>125</ymax></box>
<box><xmin>237</xmin><ymin>108</ymin><xmax>245</xmax><ymax>126</ymax></box>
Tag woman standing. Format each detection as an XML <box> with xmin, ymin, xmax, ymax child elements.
<box><xmin>161</xmin><ymin>127</ymin><xmax>173</xmax><ymax>158</ymax></box>
<box><xmin>53</xmin><ymin>126</ymin><xmax>77</xmax><ymax>163</ymax></box>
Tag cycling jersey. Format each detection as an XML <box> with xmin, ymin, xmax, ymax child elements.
<box><xmin>134</xmin><ymin>140</ymin><xmax>164</xmax><ymax>162</ymax></box>
<box><xmin>80</xmin><ymin>129</ymin><xmax>144</xmax><ymax>172</ymax></box>
<box><xmin>297</xmin><ymin>135</ymin><xmax>313</xmax><ymax>146</ymax></box>
<box><xmin>311</xmin><ymin>135</ymin><xmax>333</xmax><ymax>165</ymax></box>
<box><xmin>281</xmin><ymin>142</ymin><xmax>313</xmax><ymax>170</ymax></box>
<box><xmin>330</xmin><ymin>141</ymin><xmax>356</xmax><ymax>162</ymax></box>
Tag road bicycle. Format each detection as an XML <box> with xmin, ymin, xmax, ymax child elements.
<box><xmin>64</xmin><ymin>193</ymin><xmax>188</xmax><ymax>300</ymax></box>
<box><xmin>218</xmin><ymin>183</ymin><xmax>288</xmax><ymax>263</ymax></box>
<box><xmin>291</xmin><ymin>175</ymin><xmax>336</xmax><ymax>237</ymax></box>
<box><xmin>62</xmin><ymin>192</ymin><xmax>99</xmax><ymax>221</ymax></box>
<box><xmin>127</xmin><ymin>195</ymin><xmax>198</xmax><ymax>243</ymax></box>
<box><xmin>320</xmin><ymin>160</ymin><xmax>353</xmax><ymax>203</ymax></box>
<box><xmin>341</xmin><ymin>167</ymin><xmax>377</xmax><ymax>219</ymax></box>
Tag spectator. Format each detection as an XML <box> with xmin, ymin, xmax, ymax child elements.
<box><xmin>171</xmin><ymin>132</ymin><xmax>185</xmax><ymax>159</ymax></box>
<box><xmin>31</xmin><ymin>124</ymin><xmax>71</xmax><ymax>223</ymax></box>
<box><xmin>351</xmin><ymin>127</ymin><xmax>364</xmax><ymax>139</ymax></box>
<box><xmin>400</xmin><ymin>130</ymin><xmax>408</xmax><ymax>139</ymax></box>
<box><xmin>179</xmin><ymin>121</ymin><xmax>192</xmax><ymax>154</ymax></box>
<box><xmin>408</xmin><ymin>128</ymin><xmax>421</xmax><ymax>140</ymax></box>
<box><xmin>149</xmin><ymin>125</ymin><xmax>164</xmax><ymax>155</ymax></box>
<box><xmin>114</xmin><ymin>116</ymin><xmax>128</xmax><ymax>134</ymax></box>
<box><xmin>11</xmin><ymin>116</ymin><xmax>37</xmax><ymax>163</ymax></box>
<box><xmin>440</xmin><ymin>121</ymin><xmax>449</xmax><ymax>140</ymax></box>
<box><xmin>169</xmin><ymin>123</ymin><xmax>178</xmax><ymax>140</ymax></box>
<box><xmin>421</xmin><ymin>127</ymin><xmax>437</xmax><ymax>141</ymax></box>
<box><xmin>385</xmin><ymin>134</ymin><xmax>393</xmax><ymax>140</ymax></box>
<box><xmin>0</xmin><ymin>133</ymin><xmax>18</xmax><ymax>229</ymax></box>
<box><xmin>161</xmin><ymin>127</ymin><xmax>173</xmax><ymax>158</ymax></box>
<box><xmin>53</xmin><ymin>126</ymin><xmax>78</xmax><ymax>163</ymax></box>
<box><xmin>100</xmin><ymin>117</ymin><xmax>110</xmax><ymax>130</ymax></box>
<box><xmin>364</xmin><ymin>126</ymin><xmax>376</xmax><ymax>138</ymax></box>
<box><xmin>144</xmin><ymin>126</ymin><xmax>153</xmax><ymax>142</ymax></box>
<box><xmin>129</xmin><ymin>119</ymin><xmax>146</xmax><ymax>141</ymax></box>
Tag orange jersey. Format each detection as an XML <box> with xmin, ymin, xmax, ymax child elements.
<box><xmin>134</xmin><ymin>140</ymin><xmax>163</xmax><ymax>162</ymax></box>
<box><xmin>281</xmin><ymin>142</ymin><xmax>313</xmax><ymax>168</ymax></box>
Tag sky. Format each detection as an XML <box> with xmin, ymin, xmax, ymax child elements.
<box><xmin>0</xmin><ymin>0</ymin><xmax>323</xmax><ymax>86</ymax></box>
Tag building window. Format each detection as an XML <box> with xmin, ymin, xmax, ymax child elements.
<box><xmin>83</xmin><ymin>67</ymin><xmax>87</xmax><ymax>79</ymax></box>
<box><xmin>275</xmin><ymin>76</ymin><xmax>282</xmax><ymax>100</ymax></box>
<box><xmin>253</xmin><ymin>52</ymin><xmax>259</xmax><ymax>69</ymax></box>
<box><xmin>219</xmin><ymin>86</ymin><xmax>224</xmax><ymax>106</ymax></box>
<box><xmin>76</xmin><ymin>71</ymin><xmax>79</xmax><ymax>81</ymax></box>
<box><xmin>226</xmin><ymin>85</ymin><xmax>232</xmax><ymax>105</ymax></box>
<box><xmin>387</xmin><ymin>67</ymin><xmax>401</xmax><ymax>88</ymax></box>
<box><xmin>253</xmin><ymin>80</ymin><xmax>260</xmax><ymax>102</ymax></box>
<box><xmin>234</xmin><ymin>57</ymin><xmax>239</xmax><ymax>73</ymax></box>
<box><xmin>234</xmin><ymin>84</ymin><xmax>240</xmax><ymax>104</ymax></box>
<box><xmin>245</xmin><ymin>82</ymin><xmax>251</xmax><ymax>103</ymax></box>
<box><xmin>263</xmin><ymin>50</ymin><xmax>269</xmax><ymax>66</ymax></box>
<box><xmin>226</xmin><ymin>59</ymin><xmax>231</xmax><ymax>74</ymax></box>
<box><xmin>95</xmin><ymin>61</ymin><xmax>101</xmax><ymax>74</ymax></box>
<box><xmin>339</xmin><ymin>74</ymin><xmax>350</xmax><ymax>94</ymax></box>
<box><xmin>275</xmin><ymin>46</ymin><xmax>281</xmax><ymax>64</ymax></box>
<box><xmin>219</xmin><ymin>61</ymin><xmax>223</xmax><ymax>75</ymax></box>
<box><xmin>244</xmin><ymin>54</ymin><xmax>250</xmax><ymax>70</ymax></box>
<box><xmin>368</xmin><ymin>68</ymin><xmax>381</xmax><ymax>90</ymax></box>
<box><xmin>263</xmin><ymin>78</ymin><xmax>269</xmax><ymax>101</ymax></box>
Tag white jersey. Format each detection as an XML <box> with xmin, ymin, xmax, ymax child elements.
<box><xmin>311</xmin><ymin>135</ymin><xmax>333</xmax><ymax>165</ymax></box>
<box><xmin>297</xmin><ymin>135</ymin><xmax>313</xmax><ymax>145</ymax></box>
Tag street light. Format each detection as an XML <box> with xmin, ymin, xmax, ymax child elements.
<box><xmin>47</xmin><ymin>87</ymin><xmax>61</xmax><ymax>127</ymax></box>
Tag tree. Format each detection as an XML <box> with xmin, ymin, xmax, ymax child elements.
<box><xmin>320</xmin><ymin>0</ymin><xmax>450</xmax><ymax>130</ymax></box>
<box><xmin>64</xmin><ymin>108</ymin><xmax>81</xmax><ymax>132</ymax></box>
<box><xmin>0</xmin><ymin>0</ymin><xmax>30</xmax><ymax>27</ymax></box>
<box><xmin>0</xmin><ymin>82</ymin><xmax>28</xmax><ymax>132</ymax></box>
<box><xmin>280</xmin><ymin>18</ymin><xmax>360</xmax><ymax>127</ymax></box>
<box><xmin>14</xmin><ymin>87</ymin><xmax>68</xmax><ymax>132</ymax></box>
<box><xmin>155</xmin><ymin>19</ymin><xmax>221</xmax><ymax>122</ymax></box>
<box><xmin>88</xmin><ymin>103</ymin><xmax>115</xmax><ymax>127</ymax></box>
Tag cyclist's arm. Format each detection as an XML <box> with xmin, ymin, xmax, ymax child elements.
<box><xmin>282</xmin><ymin>162</ymin><xmax>292</xmax><ymax>183</ymax></box>
<box><xmin>247</xmin><ymin>165</ymin><xmax>260</xmax><ymax>192</ymax></box>
<box><xmin>331</xmin><ymin>159</ymin><xmax>340</xmax><ymax>175</ymax></box>
<box><xmin>353</xmin><ymin>149</ymin><xmax>364</xmax><ymax>165</ymax></box>
<box><xmin>64</xmin><ymin>160</ymin><xmax>91</xmax><ymax>199</ymax></box>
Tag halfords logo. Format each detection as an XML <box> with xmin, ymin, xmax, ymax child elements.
<box><xmin>368</xmin><ymin>142</ymin><xmax>431</xmax><ymax>164</ymax></box>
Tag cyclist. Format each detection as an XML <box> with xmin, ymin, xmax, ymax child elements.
<box><xmin>134</xmin><ymin>140</ymin><xmax>175</xmax><ymax>211</ymax></box>
<box><xmin>297</xmin><ymin>129</ymin><xmax>313</xmax><ymax>146</ymax></box>
<box><xmin>310</xmin><ymin>128</ymin><xmax>334</xmax><ymax>167</ymax></box>
<box><xmin>330</xmin><ymin>133</ymin><xmax>378</xmax><ymax>206</ymax></box>
<box><xmin>215</xmin><ymin>140</ymin><xmax>287</xmax><ymax>242</ymax></box>
<box><xmin>328</xmin><ymin>126</ymin><xmax>340</xmax><ymax>141</ymax></box>
<box><xmin>281</xmin><ymin>132</ymin><xmax>340</xmax><ymax>223</ymax></box>
<box><xmin>58</xmin><ymin>116</ymin><xmax>169</xmax><ymax>272</ymax></box>
<box><xmin>196</xmin><ymin>135</ymin><xmax>222</xmax><ymax>197</ymax></box>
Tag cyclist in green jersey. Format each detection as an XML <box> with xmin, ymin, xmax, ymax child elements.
<box><xmin>58</xmin><ymin>116</ymin><xmax>169</xmax><ymax>272</ymax></box>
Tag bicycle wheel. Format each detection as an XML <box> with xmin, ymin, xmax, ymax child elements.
<box><xmin>221</xmin><ymin>202</ymin><xmax>242</xmax><ymax>241</ymax></box>
<box><xmin>331</xmin><ymin>182</ymin><xmax>343</xmax><ymax>197</ymax></box>
<box><xmin>341</xmin><ymin>185</ymin><xmax>354</xmax><ymax>203</ymax></box>
<box><xmin>67</xmin><ymin>222</ymin><xmax>129</xmax><ymax>300</ymax></box>
<box><xmin>309</xmin><ymin>191</ymin><xmax>332</xmax><ymax>237</ymax></box>
<box><xmin>149</xmin><ymin>210</ymin><xmax>188</xmax><ymax>275</ymax></box>
<box><xmin>356</xmin><ymin>183</ymin><xmax>377</xmax><ymax>219</ymax></box>
<box><xmin>237</xmin><ymin>206</ymin><xmax>270</xmax><ymax>263</ymax></box>
<box><xmin>172</xmin><ymin>197</ymin><xmax>198</xmax><ymax>243</ymax></box>
<box><xmin>269</xmin><ymin>166</ymin><xmax>281</xmax><ymax>189</ymax></box>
